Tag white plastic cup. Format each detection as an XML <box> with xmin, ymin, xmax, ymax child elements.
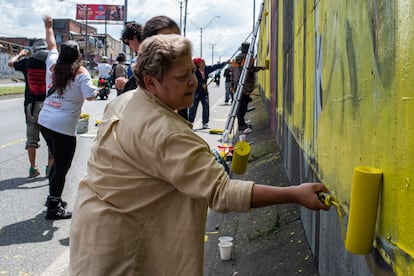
<box><xmin>218</xmin><ymin>236</ymin><xmax>234</xmax><ymax>243</ymax></box>
<box><xmin>218</xmin><ymin>241</ymin><xmax>233</xmax><ymax>261</ymax></box>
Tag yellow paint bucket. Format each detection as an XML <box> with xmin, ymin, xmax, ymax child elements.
<box><xmin>231</xmin><ymin>141</ymin><xmax>250</xmax><ymax>175</ymax></box>
<box><xmin>77</xmin><ymin>113</ymin><xmax>90</xmax><ymax>134</ymax></box>
<box><xmin>345</xmin><ymin>166</ymin><xmax>383</xmax><ymax>255</ymax></box>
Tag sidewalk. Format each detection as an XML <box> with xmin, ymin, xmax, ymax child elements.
<box><xmin>202</xmin><ymin>91</ymin><xmax>319</xmax><ymax>275</ymax></box>
<box><xmin>21</xmin><ymin>83</ymin><xmax>319</xmax><ymax>275</ymax></box>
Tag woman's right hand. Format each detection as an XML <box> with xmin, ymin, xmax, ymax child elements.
<box><xmin>292</xmin><ymin>183</ymin><xmax>331</xmax><ymax>211</ymax></box>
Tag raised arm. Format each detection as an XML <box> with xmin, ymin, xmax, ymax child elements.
<box><xmin>7</xmin><ymin>49</ymin><xmax>28</xmax><ymax>67</ymax></box>
<box><xmin>43</xmin><ymin>15</ymin><xmax>57</xmax><ymax>50</ymax></box>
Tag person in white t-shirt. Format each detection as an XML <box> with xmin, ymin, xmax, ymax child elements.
<box><xmin>38</xmin><ymin>15</ymin><xmax>98</xmax><ymax>220</ymax></box>
<box><xmin>97</xmin><ymin>56</ymin><xmax>112</xmax><ymax>79</ymax></box>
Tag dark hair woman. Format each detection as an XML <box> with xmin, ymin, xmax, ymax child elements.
<box><xmin>116</xmin><ymin>16</ymin><xmax>182</xmax><ymax>96</ymax></box>
<box><xmin>38</xmin><ymin>16</ymin><xmax>98</xmax><ymax>220</ymax></box>
<box><xmin>142</xmin><ymin>15</ymin><xmax>180</xmax><ymax>39</ymax></box>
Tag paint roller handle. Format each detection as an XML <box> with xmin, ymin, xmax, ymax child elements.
<box><xmin>317</xmin><ymin>192</ymin><xmax>334</xmax><ymax>207</ymax></box>
<box><xmin>290</xmin><ymin>183</ymin><xmax>331</xmax><ymax>210</ymax></box>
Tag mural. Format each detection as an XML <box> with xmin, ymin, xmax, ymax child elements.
<box><xmin>256</xmin><ymin>0</ymin><xmax>414</xmax><ymax>274</ymax></box>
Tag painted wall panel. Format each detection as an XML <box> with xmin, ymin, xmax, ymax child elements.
<box><xmin>256</xmin><ymin>0</ymin><xmax>414</xmax><ymax>274</ymax></box>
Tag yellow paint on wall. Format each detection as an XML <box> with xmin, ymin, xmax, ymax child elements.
<box><xmin>255</xmin><ymin>0</ymin><xmax>414</xmax><ymax>273</ymax></box>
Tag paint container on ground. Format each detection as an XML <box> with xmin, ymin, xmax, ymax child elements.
<box><xmin>218</xmin><ymin>236</ymin><xmax>234</xmax><ymax>243</ymax></box>
<box><xmin>218</xmin><ymin>241</ymin><xmax>233</xmax><ymax>261</ymax></box>
<box><xmin>77</xmin><ymin>113</ymin><xmax>89</xmax><ymax>134</ymax></box>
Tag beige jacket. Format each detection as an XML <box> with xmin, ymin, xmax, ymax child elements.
<box><xmin>69</xmin><ymin>88</ymin><xmax>254</xmax><ymax>275</ymax></box>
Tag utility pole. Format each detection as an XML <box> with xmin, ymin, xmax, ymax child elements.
<box><xmin>104</xmin><ymin>9</ymin><xmax>108</xmax><ymax>56</ymax></box>
<box><xmin>183</xmin><ymin>0</ymin><xmax>188</xmax><ymax>36</ymax></box>
<box><xmin>85</xmin><ymin>5</ymin><xmax>88</xmax><ymax>62</ymax></box>
<box><xmin>253</xmin><ymin>0</ymin><xmax>256</xmax><ymax>32</ymax></box>
<box><xmin>211</xmin><ymin>44</ymin><xmax>214</xmax><ymax>64</ymax></box>
<box><xmin>123</xmin><ymin>0</ymin><xmax>128</xmax><ymax>53</ymax></box>
<box><xmin>178</xmin><ymin>1</ymin><xmax>183</xmax><ymax>34</ymax></box>
<box><xmin>199</xmin><ymin>16</ymin><xmax>220</xmax><ymax>59</ymax></box>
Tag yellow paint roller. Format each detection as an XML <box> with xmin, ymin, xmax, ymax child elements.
<box><xmin>231</xmin><ymin>141</ymin><xmax>251</xmax><ymax>174</ymax></box>
<box><xmin>209</xmin><ymin>128</ymin><xmax>224</xmax><ymax>134</ymax></box>
<box><xmin>345</xmin><ymin>166</ymin><xmax>383</xmax><ymax>255</ymax></box>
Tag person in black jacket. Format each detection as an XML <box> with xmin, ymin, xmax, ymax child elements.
<box><xmin>188</xmin><ymin>58</ymin><xmax>228</xmax><ymax>129</ymax></box>
<box><xmin>223</xmin><ymin>65</ymin><xmax>234</xmax><ymax>104</ymax></box>
<box><xmin>7</xmin><ymin>40</ymin><xmax>53</xmax><ymax>178</ymax></box>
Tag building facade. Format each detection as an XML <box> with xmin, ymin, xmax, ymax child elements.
<box><xmin>0</xmin><ymin>18</ymin><xmax>129</xmax><ymax>79</ymax></box>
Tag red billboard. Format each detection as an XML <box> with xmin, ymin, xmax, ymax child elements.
<box><xmin>76</xmin><ymin>4</ymin><xmax>124</xmax><ymax>22</ymax></box>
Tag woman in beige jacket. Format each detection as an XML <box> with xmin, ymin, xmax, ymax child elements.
<box><xmin>69</xmin><ymin>34</ymin><xmax>330</xmax><ymax>275</ymax></box>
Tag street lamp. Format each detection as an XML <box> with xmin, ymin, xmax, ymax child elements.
<box><xmin>199</xmin><ymin>15</ymin><xmax>220</xmax><ymax>59</ymax></box>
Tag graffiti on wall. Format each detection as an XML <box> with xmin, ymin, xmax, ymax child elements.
<box><xmin>256</xmin><ymin>0</ymin><xmax>414</xmax><ymax>274</ymax></box>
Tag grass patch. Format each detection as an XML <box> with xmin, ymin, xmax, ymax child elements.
<box><xmin>0</xmin><ymin>79</ymin><xmax>99</xmax><ymax>97</ymax></box>
<box><xmin>246</xmin><ymin>212</ymin><xmax>280</xmax><ymax>241</ymax></box>
<box><xmin>0</xmin><ymin>86</ymin><xmax>24</xmax><ymax>96</ymax></box>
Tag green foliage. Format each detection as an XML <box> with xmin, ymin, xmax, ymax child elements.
<box><xmin>0</xmin><ymin>78</ymin><xmax>98</xmax><ymax>97</ymax></box>
<box><xmin>0</xmin><ymin>86</ymin><xmax>24</xmax><ymax>96</ymax></box>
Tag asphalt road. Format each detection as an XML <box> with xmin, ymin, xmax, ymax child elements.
<box><xmin>0</xmin><ymin>83</ymin><xmax>229</xmax><ymax>275</ymax></box>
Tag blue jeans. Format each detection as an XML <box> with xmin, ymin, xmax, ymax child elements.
<box><xmin>189</xmin><ymin>92</ymin><xmax>209</xmax><ymax>124</ymax></box>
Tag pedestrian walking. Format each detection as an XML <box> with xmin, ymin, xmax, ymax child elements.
<box><xmin>7</xmin><ymin>39</ymin><xmax>54</xmax><ymax>178</ymax></box>
<box><xmin>114</xmin><ymin>52</ymin><xmax>127</xmax><ymax>96</ymax></box>
<box><xmin>69</xmin><ymin>34</ymin><xmax>330</xmax><ymax>275</ymax></box>
<box><xmin>39</xmin><ymin>16</ymin><xmax>98</xmax><ymax>220</ymax></box>
<box><xmin>97</xmin><ymin>56</ymin><xmax>112</xmax><ymax>80</ymax></box>
<box><xmin>223</xmin><ymin>64</ymin><xmax>234</xmax><ymax>105</ymax></box>
<box><xmin>188</xmin><ymin>58</ymin><xmax>228</xmax><ymax>129</ymax></box>
<box><xmin>214</xmin><ymin>69</ymin><xmax>221</xmax><ymax>86</ymax></box>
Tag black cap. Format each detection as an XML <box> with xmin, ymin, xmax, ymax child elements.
<box><xmin>241</xmin><ymin>42</ymin><xmax>250</xmax><ymax>54</ymax></box>
<box><xmin>31</xmin><ymin>39</ymin><xmax>47</xmax><ymax>52</ymax></box>
<box><xmin>59</xmin><ymin>40</ymin><xmax>80</xmax><ymax>63</ymax></box>
<box><xmin>31</xmin><ymin>39</ymin><xmax>48</xmax><ymax>62</ymax></box>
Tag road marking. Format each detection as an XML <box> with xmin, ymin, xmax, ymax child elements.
<box><xmin>0</xmin><ymin>138</ymin><xmax>25</xmax><ymax>149</ymax></box>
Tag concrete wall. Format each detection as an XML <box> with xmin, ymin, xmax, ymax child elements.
<box><xmin>256</xmin><ymin>0</ymin><xmax>414</xmax><ymax>275</ymax></box>
<box><xmin>0</xmin><ymin>52</ymin><xmax>21</xmax><ymax>79</ymax></box>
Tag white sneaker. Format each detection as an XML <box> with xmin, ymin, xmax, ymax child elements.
<box><xmin>203</xmin><ymin>123</ymin><xmax>209</xmax><ymax>129</ymax></box>
<box><xmin>243</xmin><ymin>127</ymin><xmax>252</xmax><ymax>134</ymax></box>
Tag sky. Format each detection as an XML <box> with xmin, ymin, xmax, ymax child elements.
<box><xmin>0</xmin><ymin>0</ymin><xmax>260</xmax><ymax>63</ymax></box>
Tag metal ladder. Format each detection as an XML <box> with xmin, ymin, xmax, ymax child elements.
<box><xmin>221</xmin><ymin>1</ymin><xmax>264</xmax><ymax>144</ymax></box>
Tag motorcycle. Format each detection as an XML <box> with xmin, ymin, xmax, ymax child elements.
<box><xmin>98</xmin><ymin>77</ymin><xmax>110</xmax><ymax>100</ymax></box>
